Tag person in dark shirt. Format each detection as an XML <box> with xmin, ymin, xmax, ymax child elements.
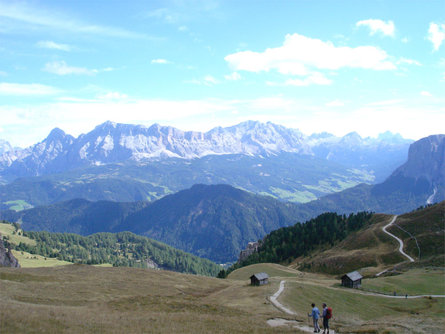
<box><xmin>322</xmin><ymin>302</ymin><xmax>330</xmax><ymax>334</ymax></box>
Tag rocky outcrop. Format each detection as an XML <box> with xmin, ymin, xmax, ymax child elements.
<box><xmin>0</xmin><ymin>235</ymin><xmax>20</xmax><ymax>267</ymax></box>
<box><xmin>238</xmin><ymin>241</ymin><xmax>261</xmax><ymax>262</ymax></box>
<box><xmin>146</xmin><ymin>258</ymin><xmax>159</xmax><ymax>270</ymax></box>
<box><xmin>379</xmin><ymin>134</ymin><xmax>445</xmax><ymax>204</ymax></box>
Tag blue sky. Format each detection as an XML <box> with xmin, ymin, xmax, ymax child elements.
<box><xmin>0</xmin><ymin>0</ymin><xmax>444</xmax><ymax>147</ymax></box>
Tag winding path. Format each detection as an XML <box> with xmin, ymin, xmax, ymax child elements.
<box><xmin>269</xmin><ymin>280</ymin><xmax>296</xmax><ymax>315</ymax></box>
<box><xmin>382</xmin><ymin>215</ymin><xmax>415</xmax><ymax>263</ymax></box>
<box><xmin>267</xmin><ymin>280</ymin><xmax>335</xmax><ymax>332</ymax></box>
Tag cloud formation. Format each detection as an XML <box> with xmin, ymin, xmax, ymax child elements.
<box><xmin>0</xmin><ymin>82</ymin><xmax>60</xmax><ymax>96</ymax></box>
<box><xmin>428</xmin><ymin>22</ymin><xmax>445</xmax><ymax>51</ymax></box>
<box><xmin>224</xmin><ymin>72</ymin><xmax>241</xmax><ymax>81</ymax></box>
<box><xmin>151</xmin><ymin>59</ymin><xmax>171</xmax><ymax>64</ymax></box>
<box><xmin>36</xmin><ymin>40</ymin><xmax>71</xmax><ymax>52</ymax></box>
<box><xmin>356</xmin><ymin>19</ymin><xmax>395</xmax><ymax>37</ymax></box>
<box><xmin>225</xmin><ymin>33</ymin><xmax>395</xmax><ymax>85</ymax></box>
<box><xmin>0</xmin><ymin>2</ymin><xmax>146</xmax><ymax>39</ymax></box>
<box><xmin>43</xmin><ymin>61</ymin><xmax>96</xmax><ymax>75</ymax></box>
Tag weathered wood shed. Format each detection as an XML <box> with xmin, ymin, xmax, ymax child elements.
<box><xmin>250</xmin><ymin>272</ymin><xmax>269</xmax><ymax>286</ymax></box>
<box><xmin>341</xmin><ymin>271</ymin><xmax>362</xmax><ymax>288</ymax></box>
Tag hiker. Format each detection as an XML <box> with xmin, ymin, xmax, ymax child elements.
<box><xmin>321</xmin><ymin>302</ymin><xmax>332</xmax><ymax>334</ymax></box>
<box><xmin>308</xmin><ymin>303</ymin><xmax>321</xmax><ymax>333</ymax></box>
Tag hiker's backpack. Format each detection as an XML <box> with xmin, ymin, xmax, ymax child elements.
<box><xmin>326</xmin><ymin>307</ymin><xmax>332</xmax><ymax>319</ymax></box>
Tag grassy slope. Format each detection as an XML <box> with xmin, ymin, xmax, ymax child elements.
<box><xmin>229</xmin><ymin>264</ymin><xmax>445</xmax><ymax>333</ymax></box>
<box><xmin>289</xmin><ymin>214</ymin><xmax>406</xmax><ymax>275</ymax></box>
<box><xmin>0</xmin><ymin>265</ymin><xmax>294</xmax><ymax>334</ymax></box>
<box><xmin>289</xmin><ymin>203</ymin><xmax>445</xmax><ymax>275</ymax></box>
<box><xmin>0</xmin><ymin>222</ymin><xmax>74</xmax><ymax>268</ymax></box>
<box><xmin>361</xmin><ymin>268</ymin><xmax>445</xmax><ymax>295</ymax></box>
<box><xmin>1</xmin><ymin>261</ymin><xmax>443</xmax><ymax>333</ymax></box>
<box><xmin>11</xmin><ymin>250</ymin><xmax>72</xmax><ymax>268</ymax></box>
<box><xmin>388</xmin><ymin>202</ymin><xmax>445</xmax><ymax>262</ymax></box>
<box><xmin>0</xmin><ymin>222</ymin><xmax>36</xmax><ymax>246</ymax></box>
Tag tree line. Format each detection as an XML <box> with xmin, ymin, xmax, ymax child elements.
<box><xmin>10</xmin><ymin>227</ymin><xmax>220</xmax><ymax>276</ymax></box>
<box><xmin>220</xmin><ymin>211</ymin><xmax>373</xmax><ymax>277</ymax></box>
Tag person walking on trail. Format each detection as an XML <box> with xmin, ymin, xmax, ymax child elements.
<box><xmin>308</xmin><ymin>303</ymin><xmax>321</xmax><ymax>333</ymax></box>
<box><xmin>321</xmin><ymin>303</ymin><xmax>332</xmax><ymax>334</ymax></box>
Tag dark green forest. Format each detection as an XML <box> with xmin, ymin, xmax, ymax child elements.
<box><xmin>223</xmin><ymin>211</ymin><xmax>373</xmax><ymax>277</ymax></box>
<box><xmin>10</xmin><ymin>227</ymin><xmax>220</xmax><ymax>276</ymax></box>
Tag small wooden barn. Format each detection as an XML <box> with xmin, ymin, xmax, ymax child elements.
<box><xmin>250</xmin><ymin>272</ymin><xmax>269</xmax><ymax>286</ymax></box>
<box><xmin>341</xmin><ymin>271</ymin><xmax>362</xmax><ymax>288</ymax></box>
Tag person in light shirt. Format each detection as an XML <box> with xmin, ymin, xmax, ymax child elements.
<box><xmin>308</xmin><ymin>302</ymin><xmax>321</xmax><ymax>333</ymax></box>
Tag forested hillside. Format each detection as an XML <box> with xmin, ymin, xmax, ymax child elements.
<box><xmin>224</xmin><ymin>211</ymin><xmax>373</xmax><ymax>276</ymax></box>
<box><xmin>3</xmin><ymin>184</ymin><xmax>304</xmax><ymax>263</ymax></box>
<box><xmin>1</xmin><ymin>222</ymin><xmax>220</xmax><ymax>276</ymax></box>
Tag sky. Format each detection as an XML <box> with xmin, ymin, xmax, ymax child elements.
<box><xmin>0</xmin><ymin>0</ymin><xmax>444</xmax><ymax>148</ymax></box>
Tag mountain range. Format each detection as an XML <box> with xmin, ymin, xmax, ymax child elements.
<box><xmin>0</xmin><ymin>121</ymin><xmax>411</xmax><ymax>208</ymax></box>
<box><xmin>302</xmin><ymin>134</ymin><xmax>445</xmax><ymax>215</ymax></box>
<box><xmin>2</xmin><ymin>134</ymin><xmax>443</xmax><ymax>263</ymax></box>
<box><xmin>2</xmin><ymin>184</ymin><xmax>302</xmax><ymax>263</ymax></box>
<box><xmin>0</xmin><ymin>121</ymin><xmax>412</xmax><ymax>182</ymax></box>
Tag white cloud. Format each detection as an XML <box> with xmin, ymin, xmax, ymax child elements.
<box><xmin>151</xmin><ymin>58</ymin><xmax>171</xmax><ymax>65</ymax></box>
<box><xmin>0</xmin><ymin>82</ymin><xmax>60</xmax><ymax>96</ymax></box>
<box><xmin>224</xmin><ymin>72</ymin><xmax>241</xmax><ymax>81</ymax></box>
<box><xmin>428</xmin><ymin>22</ymin><xmax>445</xmax><ymax>51</ymax></box>
<box><xmin>326</xmin><ymin>100</ymin><xmax>345</xmax><ymax>107</ymax></box>
<box><xmin>97</xmin><ymin>92</ymin><xmax>128</xmax><ymax>100</ymax></box>
<box><xmin>397</xmin><ymin>58</ymin><xmax>422</xmax><ymax>66</ymax></box>
<box><xmin>186</xmin><ymin>75</ymin><xmax>219</xmax><ymax>86</ymax></box>
<box><xmin>43</xmin><ymin>61</ymin><xmax>96</xmax><ymax>75</ymax></box>
<box><xmin>0</xmin><ymin>2</ymin><xmax>146</xmax><ymax>39</ymax></box>
<box><xmin>225</xmin><ymin>33</ymin><xmax>396</xmax><ymax>86</ymax></box>
<box><xmin>401</xmin><ymin>37</ymin><xmax>409</xmax><ymax>43</ymax></box>
<box><xmin>356</xmin><ymin>19</ymin><xmax>395</xmax><ymax>37</ymax></box>
<box><xmin>1</xmin><ymin>95</ymin><xmax>444</xmax><ymax>147</ymax></box>
<box><xmin>420</xmin><ymin>91</ymin><xmax>432</xmax><ymax>97</ymax></box>
<box><xmin>36</xmin><ymin>40</ymin><xmax>71</xmax><ymax>51</ymax></box>
<box><xmin>204</xmin><ymin>75</ymin><xmax>218</xmax><ymax>85</ymax></box>
<box><xmin>268</xmin><ymin>72</ymin><xmax>332</xmax><ymax>86</ymax></box>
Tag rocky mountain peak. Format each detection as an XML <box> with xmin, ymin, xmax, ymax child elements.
<box><xmin>393</xmin><ymin>134</ymin><xmax>445</xmax><ymax>182</ymax></box>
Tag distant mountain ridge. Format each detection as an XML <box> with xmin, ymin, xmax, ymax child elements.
<box><xmin>2</xmin><ymin>184</ymin><xmax>303</xmax><ymax>263</ymax></box>
<box><xmin>301</xmin><ymin>134</ymin><xmax>445</xmax><ymax>215</ymax></box>
<box><xmin>3</xmin><ymin>132</ymin><xmax>444</xmax><ymax>263</ymax></box>
<box><xmin>0</xmin><ymin>120</ymin><xmax>411</xmax><ymax>182</ymax></box>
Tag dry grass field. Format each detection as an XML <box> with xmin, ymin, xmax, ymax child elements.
<box><xmin>1</xmin><ymin>262</ymin><xmax>444</xmax><ymax>333</ymax></box>
<box><xmin>0</xmin><ymin>265</ymin><xmax>296</xmax><ymax>334</ymax></box>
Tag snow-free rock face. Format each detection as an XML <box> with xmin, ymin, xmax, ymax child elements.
<box><xmin>384</xmin><ymin>135</ymin><xmax>445</xmax><ymax>204</ymax></box>
<box><xmin>392</xmin><ymin>135</ymin><xmax>445</xmax><ymax>183</ymax></box>
<box><xmin>0</xmin><ymin>236</ymin><xmax>20</xmax><ymax>268</ymax></box>
<box><xmin>0</xmin><ymin>120</ymin><xmax>412</xmax><ymax>181</ymax></box>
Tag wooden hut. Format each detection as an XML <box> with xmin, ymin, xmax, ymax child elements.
<box><xmin>250</xmin><ymin>272</ymin><xmax>269</xmax><ymax>286</ymax></box>
<box><xmin>341</xmin><ymin>271</ymin><xmax>362</xmax><ymax>288</ymax></box>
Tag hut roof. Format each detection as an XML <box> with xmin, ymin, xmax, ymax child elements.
<box><xmin>250</xmin><ymin>272</ymin><xmax>269</xmax><ymax>280</ymax></box>
<box><xmin>342</xmin><ymin>271</ymin><xmax>362</xmax><ymax>281</ymax></box>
